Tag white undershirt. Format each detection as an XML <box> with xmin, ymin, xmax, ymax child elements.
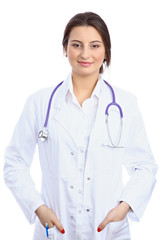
<box><xmin>65</xmin><ymin>76</ymin><xmax>103</xmax><ymax>149</ymax></box>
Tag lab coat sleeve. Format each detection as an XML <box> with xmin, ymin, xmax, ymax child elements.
<box><xmin>4</xmin><ymin>95</ymin><xmax>44</xmax><ymax>224</ymax></box>
<box><xmin>119</xmin><ymin>97</ymin><xmax>158</xmax><ymax>222</ymax></box>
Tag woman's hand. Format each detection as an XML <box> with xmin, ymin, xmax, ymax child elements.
<box><xmin>97</xmin><ymin>202</ymin><xmax>131</xmax><ymax>232</ymax></box>
<box><xmin>35</xmin><ymin>205</ymin><xmax>65</xmax><ymax>234</ymax></box>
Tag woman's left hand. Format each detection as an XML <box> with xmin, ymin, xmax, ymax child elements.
<box><xmin>97</xmin><ymin>201</ymin><xmax>131</xmax><ymax>232</ymax></box>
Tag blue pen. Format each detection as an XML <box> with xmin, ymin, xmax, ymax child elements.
<box><xmin>45</xmin><ymin>223</ymin><xmax>49</xmax><ymax>238</ymax></box>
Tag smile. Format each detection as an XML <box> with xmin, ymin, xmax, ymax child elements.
<box><xmin>78</xmin><ymin>61</ymin><xmax>93</xmax><ymax>67</ymax></box>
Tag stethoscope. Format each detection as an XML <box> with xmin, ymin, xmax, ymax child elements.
<box><xmin>38</xmin><ymin>80</ymin><xmax>124</xmax><ymax>148</ymax></box>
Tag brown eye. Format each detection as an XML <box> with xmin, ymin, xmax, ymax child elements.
<box><xmin>91</xmin><ymin>44</ymin><xmax>99</xmax><ymax>48</ymax></box>
<box><xmin>72</xmin><ymin>43</ymin><xmax>81</xmax><ymax>48</ymax></box>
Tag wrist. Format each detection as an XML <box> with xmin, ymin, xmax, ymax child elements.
<box><xmin>35</xmin><ymin>204</ymin><xmax>47</xmax><ymax>216</ymax></box>
<box><xmin>119</xmin><ymin>201</ymin><xmax>131</xmax><ymax>212</ymax></box>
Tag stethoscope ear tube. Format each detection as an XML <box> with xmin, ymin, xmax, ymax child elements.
<box><xmin>105</xmin><ymin>102</ymin><xmax>123</xmax><ymax>118</ymax></box>
<box><xmin>105</xmin><ymin>115</ymin><xmax>124</xmax><ymax>148</ymax></box>
<box><xmin>104</xmin><ymin>79</ymin><xmax>124</xmax><ymax>148</ymax></box>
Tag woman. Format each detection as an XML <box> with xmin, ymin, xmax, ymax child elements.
<box><xmin>4</xmin><ymin>12</ymin><xmax>157</xmax><ymax>240</ymax></box>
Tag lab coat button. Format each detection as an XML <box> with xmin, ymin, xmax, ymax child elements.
<box><xmin>70</xmin><ymin>216</ymin><xmax>74</xmax><ymax>219</ymax></box>
<box><xmin>86</xmin><ymin>209</ymin><xmax>90</xmax><ymax>212</ymax></box>
<box><xmin>87</xmin><ymin>177</ymin><xmax>90</xmax><ymax>180</ymax></box>
<box><xmin>71</xmin><ymin>152</ymin><xmax>74</xmax><ymax>155</ymax></box>
<box><xmin>70</xmin><ymin>185</ymin><xmax>74</xmax><ymax>189</ymax></box>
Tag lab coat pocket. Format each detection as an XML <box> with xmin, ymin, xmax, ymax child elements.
<box><xmin>106</xmin><ymin>218</ymin><xmax>131</xmax><ymax>240</ymax></box>
<box><xmin>96</xmin><ymin>143</ymin><xmax>125</xmax><ymax>172</ymax></box>
<box><xmin>48</xmin><ymin>227</ymin><xmax>66</xmax><ymax>240</ymax></box>
<box><xmin>34</xmin><ymin>222</ymin><xmax>56</xmax><ymax>240</ymax></box>
<box><xmin>47</xmin><ymin>227</ymin><xmax>55</xmax><ymax>240</ymax></box>
<box><xmin>46</xmin><ymin>226</ymin><xmax>61</xmax><ymax>240</ymax></box>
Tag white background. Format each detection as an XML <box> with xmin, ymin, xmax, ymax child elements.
<box><xmin>0</xmin><ymin>0</ymin><xmax>160</xmax><ymax>239</ymax></box>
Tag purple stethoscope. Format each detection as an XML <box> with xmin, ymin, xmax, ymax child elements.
<box><xmin>38</xmin><ymin>80</ymin><xmax>123</xmax><ymax>148</ymax></box>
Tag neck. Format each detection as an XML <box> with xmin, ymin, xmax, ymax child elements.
<box><xmin>72</xmin><ymin>72</ymin><xmax>100</xmax><ymax>95</ymax></box>
<box><xmin>71</xmin><ymin>72</ymin><xmax>100</xmax><ymax>106</ymax></box>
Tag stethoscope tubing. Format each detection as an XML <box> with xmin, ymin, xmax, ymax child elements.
<box><xmin>44</xmin><ymin>81</ymin><xmax>64</xmax><ymax>128</ymax></box>
<box><xmin>103</xmin><ymin>80</ymin><xmax>123</xmax><ymax>118</ymax></box>
<box><xmin>38</xmin><ymin>79</ymin><xmax>124</xmax><ymax>147</ymax></box>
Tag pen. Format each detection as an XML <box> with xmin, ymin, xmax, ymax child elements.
<box><xmin>46</xmin><ymin>223</ymin><xmax>49</xmax><ymax>238</ymax></box>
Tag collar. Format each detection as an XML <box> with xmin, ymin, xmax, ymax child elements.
<box><xmin>65</xmin><ymin>73</ymin><xmax>103</xmax><ymax>103</ymax></box>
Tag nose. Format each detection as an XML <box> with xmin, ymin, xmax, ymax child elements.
<box><xmin>80</xmin><ymin>46</ymin><xmax>90</xmax><ymax>59</ymax></box>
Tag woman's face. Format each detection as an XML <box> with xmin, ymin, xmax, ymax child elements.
<box><xmin>66</xmin><ymin>26</ymin><xmax>106</xmax><ymax>78</ymax></box>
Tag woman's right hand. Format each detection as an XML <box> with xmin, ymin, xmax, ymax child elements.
<box><xmin>35</xmin><ymin>205</ymin><xmax>65</xmax><ymax>234</ymax></box>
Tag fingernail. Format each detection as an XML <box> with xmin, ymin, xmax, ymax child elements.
<box><xmin>97</xmin><ymin>227</ymin><xmax>102</xmax><ymax>232</ymax></box>
<box><xmin>61</xmin><ymin>229</ymin><xmax>65</xmax><ymax>234</ymax></box>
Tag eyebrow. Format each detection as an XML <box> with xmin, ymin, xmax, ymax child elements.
<box><xmin>70</xmin><ymin>40</ymin><xmax>102</xmax><ymax>44</ymax></box>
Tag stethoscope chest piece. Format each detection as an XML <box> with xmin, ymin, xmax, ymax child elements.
<box><xmin>38</xmin><ymin>127</ymin><xmax>48</xmax><ymax>142</ymax></box>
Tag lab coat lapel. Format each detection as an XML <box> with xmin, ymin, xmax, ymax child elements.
<box><xmin>51</xmin><ymin>78</ymin><xmax>78</xmax><ymax>146</ymax></box>
<box><xmin>51</xmin><ymin>77</ymin><xmax>114</xmax><ymax>147</ymax></box>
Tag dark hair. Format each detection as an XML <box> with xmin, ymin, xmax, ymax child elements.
<box><xmin>62</xmin><ymin>12</ymin><xmax>111</xmax><ymax>73</ymax></box>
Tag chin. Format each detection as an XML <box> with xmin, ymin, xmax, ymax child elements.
<box><xmin>73</xmin><ymin>68</ymin><xmax>99</xmax><ymax>78</ymax></box>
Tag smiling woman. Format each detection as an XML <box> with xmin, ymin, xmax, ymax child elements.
<box><xmin>62</xmin><ymin>12</ymin><xmax>111</xmax><ymax>105</ymax></box>
<box><xmin>66</xmin><ymin>26</ymin><xmax>106</xmax><ymax>80</ymax></box>
<box><xmin>62</xmin><ymin>12</ymin><xmax>111</xmax><ymax>73</ymax></box>
<box><xmin>3</xmin><ymin>11</ymin><xmax>157</xmax><ymax>240</ymax></box>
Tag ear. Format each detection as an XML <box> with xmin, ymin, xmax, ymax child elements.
<box><xmin>65</xmin><ymin>46</ymin><xmax>68</xmax><ymax>57</ymax></box>
<box><xmin>103</xmin><ymin>53</ymin><xmax>107</xmax><ymax>63</ymax></box>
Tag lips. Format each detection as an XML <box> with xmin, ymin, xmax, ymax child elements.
<box><xmin>78</xmin><ymin>61</ymin><xmax>92</xmax><ymax>67</ymax></box>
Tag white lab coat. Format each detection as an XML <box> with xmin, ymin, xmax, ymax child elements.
<box><xmin>4</xmin><ymin>75</ymin><xmax>157</xmax><ymax>240</ymax></box>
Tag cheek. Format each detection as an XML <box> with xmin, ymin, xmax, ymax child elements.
<box><xmin>95</xmin><ymin>55</ymin><xmax>105</xmax><ymax>65</ymax></box>
<box><xmin>94</xmin><ymin>49</ymin><xmax>105</xmax><ymax>63</ymax></box>
<box><xmin>67</xmin><ymin>48</ymin><xmax>78</xmax><ymax>61</ymax></box>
